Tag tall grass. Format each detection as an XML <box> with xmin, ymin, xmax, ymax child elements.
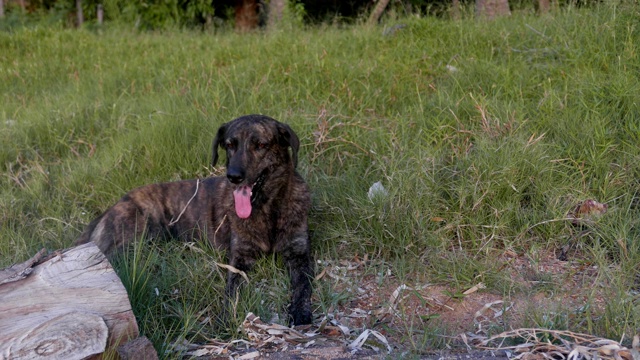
<box><xmin>2</xmin><ymin>2</ymin><xmax>640</xmax><ymax>356</ymax></box>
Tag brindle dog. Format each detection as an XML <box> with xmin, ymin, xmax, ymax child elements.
<box><xmin>75</xmin><ymin>114</ymin><xmax>313</xmax><ymax>325</ymax></box>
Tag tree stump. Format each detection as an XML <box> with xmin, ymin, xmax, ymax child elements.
<box><xmin>0</xmin><ymin>243</ymin><xmax>139</xmax><ymax>359</ymax></box>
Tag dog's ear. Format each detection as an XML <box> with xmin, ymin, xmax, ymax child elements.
<box><xmin>277</xmin><ymin>123</ymin><xmax>300</xmax><ymax>168</ymax></box>
<box><xmin>212</xmin><ymin>123</ymin><xmax>227</xmax><ymax>167</ymax></box>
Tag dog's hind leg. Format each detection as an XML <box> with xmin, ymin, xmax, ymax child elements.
<box><xmin>76</xmin><ymin>200</ymin><xmax>153</xmax><ymax>256</ymax></box>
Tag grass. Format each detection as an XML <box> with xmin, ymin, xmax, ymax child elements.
<box><xmin>2</xmin><ymin>2</ymin><xmax>640</xmax><ymax>357</ymax></box>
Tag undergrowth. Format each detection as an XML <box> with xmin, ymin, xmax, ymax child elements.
<box><xmin>1</xmin><ymin>2</ymin><xmax>640</xmax><ymax>357</ymax></box>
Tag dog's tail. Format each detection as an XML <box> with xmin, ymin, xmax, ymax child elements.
<box><xmin>74</xmin><ymin>213</ymin><xmax>105</xmax><ymax>246</ymax></box>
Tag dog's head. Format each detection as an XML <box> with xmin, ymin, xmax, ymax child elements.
<box><xmin>211</xmin><ymin>115</ymin><xmax>301</xmax><ymax>218</ymax></box>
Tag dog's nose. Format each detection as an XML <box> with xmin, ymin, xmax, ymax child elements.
<box><xmin>227</xmin><ymin>168</ymin><xmax>245</xmax><ymax>184</ymax></box>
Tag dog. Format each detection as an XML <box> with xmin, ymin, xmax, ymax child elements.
<box><xmin>75</xmin><ymin>114</ymin><xmax>313</xmax><ymax>326</ymax></box>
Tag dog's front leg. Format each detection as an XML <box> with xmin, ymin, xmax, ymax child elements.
<box><xmin>220</xmin><ymin>243</ymin><xmax>256</xmax><ymax>325</ymax></box>
<box><xmin>281</xmin><ymin>233</ymin><xmax>313</xmax><ymax>326</ymax></box>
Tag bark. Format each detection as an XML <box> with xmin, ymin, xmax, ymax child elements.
<box><xmin>76</xmin><ymin>0</ymin><xmax>84</xmax><ymax>26</ymax></box>
<box><xmin>537</xmin><ymin>0</ymin><xmax>551</xmax><ymax>13</ymax></box>
<box><xmin>475</xmin><ymin>0</ymin><xmax>511</xmax><ymax>19</ymax></box>
<box><xmin>368</xmin><ymin>0</ymin><xmax>392</xmax><ymax>25</ymax></box>
<box><xmin>267</xmin><ymin>0</ymin><xmax>286</xmax><ymax>29</ymax></box>
<box><xmin>0</xmin><ymin>0</ymin><xmax>5</xmax><ymax>18</ymax></box>
<box><xmin>0</xmin><ymin>243</ymin><xmax>139</xmax><ymax>358</ymax></box>
<box><xmin>451</xmin><ymin>0</ymin><xmax>461</xmax><ymax>20</ymax></box>
<box><xmin>235</xmin><ymin>0</ymin><xmax>259</xmax><ymax>32</ymax></box>
<box><xmin>97</xmin><ymin>4</ymin><xmax>104</xmax><ymax>25</ymax></box>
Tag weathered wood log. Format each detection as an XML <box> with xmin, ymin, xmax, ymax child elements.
<box><xmin>0</xmin><ymin>243</ymin><xmax>140</xmax><ymax>359</ymax></box>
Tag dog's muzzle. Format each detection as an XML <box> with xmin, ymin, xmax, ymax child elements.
<box><xmin>227</xmin><ymin>167</ymin><xmax>245</xmax><ymax>185</ymax></box>
<box><xmin>231</xmin><ymin>171</ymin><xmax>267</xmax><ymax>219</ymax></box>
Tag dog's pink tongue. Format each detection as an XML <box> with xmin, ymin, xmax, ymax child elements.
<box><xmin>233</xmin><ymin>186</ymin><xmax>252</xmax><ymax>219</ymax></box>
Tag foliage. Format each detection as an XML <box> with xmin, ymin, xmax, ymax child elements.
<box><xmin>0</xmin><ymin>0</ymin><xmax>216</xmax><ymax>29</ymax></box>
<box><xmin>102</xmin><ymin>0</ymin><xmax>215</xmax><ymax>29</ymax></box>
<box><xmin>0</xmin><ymin>0</ymin><xmax>613</xmax><ymax>30</ymax></box>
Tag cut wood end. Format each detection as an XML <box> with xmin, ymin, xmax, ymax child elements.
<box><xmin>4</xmin><ymin>311</ymin><xmax>107</xmax><ymax>359</ymax></box>
<box><xmin>0</xmin><ymin>244</ymin><xmax>140</xmax><ymax>357</ymax></box>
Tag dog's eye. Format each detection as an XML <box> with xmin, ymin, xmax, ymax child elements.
<box><xmin>225</xmin><ymin>142</ymin><xmax>236</xmax><ymax>151</ymax></box>
<box><xmin>257</xmin><ymin>142</ymin><xmax>268</xmax><ymax>150</ymax></box>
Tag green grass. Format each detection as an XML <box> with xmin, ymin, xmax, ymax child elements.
<box><xmin>2</xmin><ymin>2</ymin><xmax>640</xmax><ymax>357</ymax></box>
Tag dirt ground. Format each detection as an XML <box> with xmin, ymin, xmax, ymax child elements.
<box><xmin>188</xmin><ymin>248</ymin><xmax>615</xmax><ymax>359</ymax></box>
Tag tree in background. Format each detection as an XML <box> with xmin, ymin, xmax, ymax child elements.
<box><xmin>0</xmin><ymin>0</ymin><xmax>597</xmax><ymax>30</ymax></box>
<box><xmin>76</xmin><ymin>0</ymin><xmax>82</xmax><ymax>25</ymax></box>
<box><xmin>475</xmin><ymin>0</ymin><xmax>510</xmax><ymax>18</ymax></box>
<box><xmin>235</xmin><ymin>0</ymin><xmax>258</xmax><ymax>31</ymax></box>
<box><xmin>267</xmin><ymin>0</ymin><xmax>285</xmax><ymax>28</ymax></box>
<box><xmin>368</xmin><ymin>0</ymin><xmax>391</xmax><ymax>24</ymax></box>
<box><xmin>537</xmin><ymin>0</ymin><xmax>551</xmax><ymax>13</ymax></box>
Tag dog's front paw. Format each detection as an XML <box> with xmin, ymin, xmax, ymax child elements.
<box><xmin>289</xmin><ymin>308</ymin><xmax>312</xmax><ymax>326</ymax></box>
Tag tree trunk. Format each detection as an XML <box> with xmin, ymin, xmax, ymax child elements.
<box><xmin>0</xmin><ymin>0</ymin><xmax>4</xmax><ymax>18</ymax></box>
<box><xmin>368</xmin><ymin>0</ymin><xmax>391</xmax><ymax>25</ymax></box>
<box><xmin>451</xmin><ymin>0</ymin><xmax>461</xmax><ymax>20</ymax></box>
<box><xmin>97</xmin><ymin>3</ymin><xmax>104</xmax><ymax>25</ymax></box>
<box><xmin>0</xmin><ymin>243</ymin><xmax>140</xmax><ymax>358</ymax></box>
<box><xmin>76</xmin><ymin>0</ymin><xmax>84</xmax><ymax>26</ymax></box>
<box><xmin>537</xmin><ymin>0</ymin><xmax>551</xmax><ymax>13</ymax></box>
<box><xmin>235</xmin><ymin>0</ymin><xmax>258</xmax><ymax>32</ymax></box>
<box><xmin>476</xmin><ymin>0</ymin><xmax>510</xmax><ymax>19</ymax></box>
<box><xmin>267</xmin><ymin>0</ymin><xmax>285</xmax><ymax>29</ymax></box>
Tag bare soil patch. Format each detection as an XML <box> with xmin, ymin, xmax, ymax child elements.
<box><xmin>187</xmin><ymin>249</ymin><xmax>613</xmax><ymax>359</ymax></box>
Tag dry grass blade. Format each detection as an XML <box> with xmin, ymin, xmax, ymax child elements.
<box><xmin>168</xmin><ymin>179</ymin><xmax>200</xmax><ymax>226</ymax></box>
<box><xmin>471</xmin><ymin>328</ymin><xmax>635</xmax><ymax>360</ymax></box>
<box><xmin>373</xmin><ymin>283</ymin><xmax>433</xmax><ymax>320</ymax></box>
<box><xmin>216</xmin><ymin>262</ymin><xmax>249</xmax><ymax>283</ymax></box>
<box><xmin>182</xmin><ymin>242</ymin><xmax>206</xmax><ymax>254</ymax></box>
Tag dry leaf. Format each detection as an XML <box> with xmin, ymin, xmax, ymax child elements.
<box><xmin>347</xmin><ymin>329</ymin><xmax>391</xmax><ymax>353</ymax></box>
<box><xmin>569</xmin><ymin>199</ymin><xmax>608</xmax><ymax>225</ymax></box>
<box><xmin>463</xmin><ymin>282</ymin><xmax>486</xmax><ymax>295</ymax></box>
<box><xmin>314</xmin><ymin>266</ymin><xmax>328</xmax><ymax>281</ymax></box>
<box><xmin>238</xmin><ymin>351</ymin><xmax>260</xmax><ymax>359</ymax></box>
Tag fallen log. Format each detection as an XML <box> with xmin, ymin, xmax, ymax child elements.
<box><xmin>0</xmin><ymin>243</ymin><xmax>140</xmax><ymax>359</ymax></box>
